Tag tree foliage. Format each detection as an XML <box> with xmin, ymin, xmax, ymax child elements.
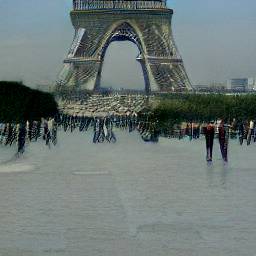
<box><xmin>0</xmin><ymin>81</ymin><xmax>58</xmax><ymax>122</ymax></box>
<box><xmin>153</xmin><ymin>93</ymin><xmax>256</xmax><ymax>125</ymax></box>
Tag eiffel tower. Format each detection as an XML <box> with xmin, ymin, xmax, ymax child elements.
<box><xmin>57</xmin><ymin>0</ymin><xmax>192</xmax><ymax>92</ymax></box>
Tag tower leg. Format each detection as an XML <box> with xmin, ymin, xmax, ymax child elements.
<box><xmin>57</xmin><ymin>9</ymin><xmax>192</xmax><ymax>93</ymax></box>
<box><xmin>137</xmin><ymin>57</ymin><xmax>151</xmax><ymax>94</ymax></box>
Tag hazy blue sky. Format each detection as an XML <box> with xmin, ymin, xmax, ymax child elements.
<box><xmin>0</xmin><ymin>0</ymin><xmax>255</xmax><ymax>89</ymax></box>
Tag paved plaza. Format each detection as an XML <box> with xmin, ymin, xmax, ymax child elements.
<box><xmin>0</xmin><ymin>131</ymin><xmax>256</xmax><ymax>256</ymax></box>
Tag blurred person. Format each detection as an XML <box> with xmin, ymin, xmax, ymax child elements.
<box><xmin>218</xmin><ymin>120</ymin><xmax>229</xmax><ymax>162</ymax></box>
<box><xmin>205</xmin><ymin>121</ymin><xmax>215</xmax><ymax>162</ymax></box>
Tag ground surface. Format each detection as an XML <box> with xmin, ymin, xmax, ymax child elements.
<box><xmin>0</xmin><ymin>131</ymin><xmax>256</xmax><ymax>256</ymax></box>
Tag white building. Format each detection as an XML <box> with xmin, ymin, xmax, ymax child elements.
<box><xmin>227</xmin><ymin>78</ymin><xmax>255</xmax><ymax>91</ymax></box>
<box><xmin>249</xmin><ymin>77</ymin><xmax>256</xmax><ymax>90</ymax></box>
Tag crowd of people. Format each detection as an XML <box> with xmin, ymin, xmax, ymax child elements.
<box><xmin>1</xmin><ymin>112</ymin><xmax>256</xmax><ymax>163</ymax></box>
<box><xmin>196</xmin><ymin>119</ymin><xmax>255</xmax><ymax>163</ymax></box>
<box><xmin>56</xmin><ymin>113</ymin><xmax>157</xmax><ymax>143</ymax></box>
<box><xmin>0</xmin><ymin>113</ymin><xmax>157</xmax><ymax>152</ymax></box>
<box><xmin>158</xmin><ymin>119</ymin><xmax>256</xmax><ymax>163</ymax></box>
<box><xmin>57</xmin><ymin>94</ymin><xmax>151</xmax><ymax>117</ymax></box>
<box><xmin>0</xmin><ymin>119</ymin><xmax>57</xmax><ymax>155</ymax></box>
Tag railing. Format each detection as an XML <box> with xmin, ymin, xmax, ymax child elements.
<box><xmin>73</xmin><ymin>0</ymin><xmax>167</xmax><ymax>10</ymax></box>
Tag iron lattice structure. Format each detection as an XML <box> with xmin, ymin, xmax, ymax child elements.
<box><xmin>57</xmin><ymin>0</ymin><xmax>192</xmax><ymax>92</ymax></box>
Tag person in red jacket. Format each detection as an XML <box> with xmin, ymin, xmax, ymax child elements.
<box><xmin>205</xmin><ymin>121</ymin><xmax>215</xmax><ymax>162</ymax></box>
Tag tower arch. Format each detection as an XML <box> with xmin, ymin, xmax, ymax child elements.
<box><xmin>57</xmin><ymin>0</ymin><xmax>192</xmax><ymax>92</ymax></box>
<box><xmin>95</xmin><ymin>21</ymin><xmax>151</xmax><ymax>92</ymax></box>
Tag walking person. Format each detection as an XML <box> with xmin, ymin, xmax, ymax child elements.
<box><xmin>17</xmin><ymin>123</ymin><xmax>26</xmax><ymax>155</ymax></box>
<box><xmin>254</xmin><ymin>124</ymin><xmax>256</xmax><ymax>143</ymax></box>
<box><xmin>247</xmin><ymin>120</ymin><xmax>254</xmax><ymax>145</ymax></box>
<box><xmin>5</xmin><ymin>123</ymin><xmax>13</xmax><ymax>146</ymax></box>
<box><xmin>205</xmin><ymin>121</ymin><xmax>215</xmax><ymax>162</ymax></box>
<box><xmin>238</xmin><ymin>121</ymin><xmax>245</xmax><ymax>145</ymax></box>
<box><xmin>43</xmin><ymin>119</ymin><xmax>51</xmax><ymax>147</ymax></box>
<box><xmin>218</xmin><ymin>120</ymin><xmax>229</xmax><ymax>162</ymax></box>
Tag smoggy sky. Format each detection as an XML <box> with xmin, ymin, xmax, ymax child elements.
<box><xmin>0</xmin><ymin>0</ymin><xmax>255</xmax><ymax>89</ymax></box>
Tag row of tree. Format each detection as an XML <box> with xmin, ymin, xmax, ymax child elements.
<box><xmin>0</xmin><ymin>81</ymin><xmax>58</xmax><ymax>122</ymax></box>
<box><xmin>152</xmin><ymin>93</ymin><xmax>256</xmax><ymax>130</ymax></box>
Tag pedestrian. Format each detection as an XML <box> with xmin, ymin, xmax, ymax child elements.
<box><xmin>238</xmin><ymin>121</ymin><xmax>244</xmax><ymax>145</ymax></box>
<box><xmin>205</xmin><ymin>121</ymin><xmax>215</xmax><ymax>162</ymax></box>
<box><xmin>218</xmin><ymin>119</ymin><xmax>229</xmax><ymax>162</ymax></box>
<box><xmin>247</xmin><ymin>120</ymin><xmax>254</xmax><ymax>145</ymax></box>
<box><xmin>17</xmin><ymin>123</ymin><xmax>26</xmax><ymax>154</ymax></box>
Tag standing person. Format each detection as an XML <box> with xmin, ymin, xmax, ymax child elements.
<box><xmin>189</xmin><ymin>122</ymin><xmax>193</xmax><ymax>141</ymax></box>
<box><xmin>205</xmin><ymin>121</ymin><xmax>215</xmax><ymax>162</ymax></box>
<box><xmin>5</xmin><ymin>123</ymin><xmax>13</xmax><ymax>146</ymax></box>
<box><xmin>247</xmin><ymin>120</ymin><xmax>254</xmax><ymax>145</ymax></box>
<box><xmin>43</xmin><ymin>119</ymin><xmax>51</xmax><ymax>147</ymax></box>
<box><xmin>17</xmin><ymin>123</ymin><xmax>26</xmax><ymax>155</ymax></box>
<box><xmin>218</xmin><ymin>120</ymin><xmax>229</xmax><ymax>162</ymax></box>
<box><xmin>254</xmin><ymin>123</ymin><xmax>256</xmax><ymax>143</ymax></box>
<box><xmin>51</xmin><ymin>119</ymin><xmax>58</xmax><ymax>146</ymax></box>
<box><xmin>238</xmin><ymin>121</ymin><xmax>245</xmax><ymax>145</ymax></box>
<box><xmin>93</xmin><ymin>118</ymin><xmax>100</xmax><ymax>143</ymax></box>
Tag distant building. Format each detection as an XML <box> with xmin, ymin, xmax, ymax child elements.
<box><xmin>248</xmin><ymin>77</ymin><xmax>256</xmax><ymax>90</ymax></box>
<box><xmin>226</xmin><ymin>78</ymin><xmax>254</xmax><ymax>92</ymax></box>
